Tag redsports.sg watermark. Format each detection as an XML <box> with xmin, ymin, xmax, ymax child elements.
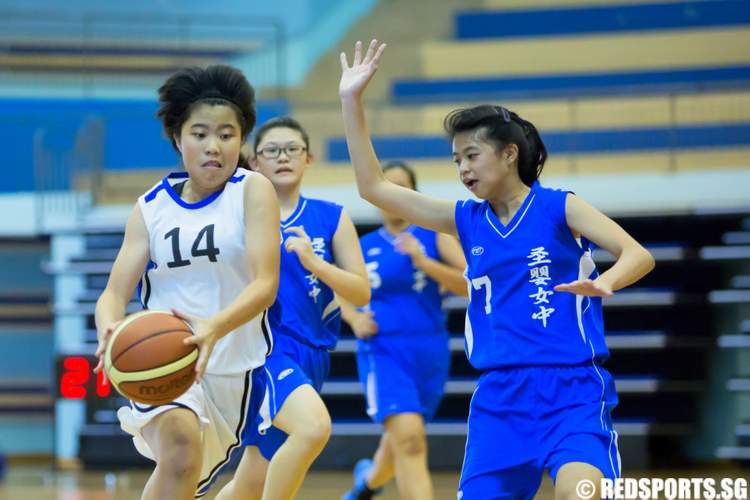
<box><xmin>576</xmin><ymin>477</ymin><xmax>748</xmax><ymax>499</ymax></box>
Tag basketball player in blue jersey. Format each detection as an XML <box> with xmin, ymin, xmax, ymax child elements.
<box><xmin>340</xmin><ymin>161</ymin><xmax>467</xmax><ymax>500</ymax></box>
<box><xmin>215</xmin><ymin>116</ymin><xmax>370</xmax><ymax>500</ymax></box>
<box><xmin>93</xmin><ymin>66</ymin><xmax>283</xmax><ymax>499</ymax></box>
<box><xmin>339</xmin><ymin>40</ymin><xmax>656</xmax><ymax>500</ymax></box>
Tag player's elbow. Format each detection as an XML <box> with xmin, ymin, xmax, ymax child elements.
<box><xmin>347</xmin><ymin>279</ymin><xmax>371</xmax><ymax>308</ymax></box>
<box><xmin>640</xmin><ymin>247</ymin><xmax>656</xmax><ymax>274</ymax></box>
<box><xmin>359</xmin><ymin>287</ymin><xmax>372</xmax><ymax>307</ymax></box>
<box><xmin>358</xmin><ymin>184</ymin><xmax>377</xmax><ymax>204</ymax></box>
<box><xmin>257</xmin><ymin>275</ymin><xmax>279</xmax><ymax>310</ymax></box>
<box><xmin>625</xmin><ymin>243</ymin><xmax>655</xmax><ymax>278</ymax></box>
<box><xmin>451</xmin><ymin>283</ymin><xmax>469</xmax><ymax>298</ymax></box>
<box><xmin>349</xmin><ymin>291</ymin><xmax>370</xmax><ymax>309</ymax></box>
<box><xmin>358</xmin><ymin>179</ymin><xmax>388</xmax><ymax>206</ymax></box>
<box><xmin>96</xmin><ymin>285</ymin><xmax>127</xmax><ymax>313</ymax></box>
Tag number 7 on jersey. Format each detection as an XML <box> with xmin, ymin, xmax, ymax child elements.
<box><xmin>471</xmin><ymin>275</ymin><xmax>492</xmax><ymax>314</ymax></box>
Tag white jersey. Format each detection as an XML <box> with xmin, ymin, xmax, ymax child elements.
<box><xmin>137</xmin><ymin>170</ymin><xmax>272</xmax><ymax>375</ymax></box>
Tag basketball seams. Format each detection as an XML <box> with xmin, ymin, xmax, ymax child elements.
<box><xmin>106</xmin><ymin>309</ymin><xmax>183</xmax><ymax>362</ymax></box>
<box><xmin>104</xmin><ymin>310</ymin><xmax>199</xmax><ymax>404</ymax></box>
<box><xmin>112</xmin><ymin>328</ymin><xmax>194</xmax><ymax>365</ymax></box>
<box><xmin>108</xmin><ymin>349</ymin><xmax>198</xmax><ymax>386</ymax></box>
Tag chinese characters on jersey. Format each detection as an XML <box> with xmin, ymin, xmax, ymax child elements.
<box><xmin>306</xmin><ymin>237</ymin><xmax>327</xmax><ymax>303</ymax></box>
<box><xmin>527</xmin><ymin>246</ymin><xmax>555</xmax><ymax>327</ymax></box>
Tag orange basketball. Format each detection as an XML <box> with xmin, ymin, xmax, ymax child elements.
<box><xmin>104</xmin><ymin>310</ymin><xmax>197</xmax><ymax>405</ymax></box>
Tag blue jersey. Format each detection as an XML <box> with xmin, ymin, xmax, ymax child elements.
<box><xmin>360</xmin><ymin>226</ymin><xmax>446</xmax><ymax>336</ymax></box>
<box><xmin>270</xmin><ymin>196</ymin><xmax>343</xmax><ymax>349</ymax></box>
<box><xmin>454</xmin><ymin>181</ymin><xmax>608</xmax><ymax>370</ymax></box>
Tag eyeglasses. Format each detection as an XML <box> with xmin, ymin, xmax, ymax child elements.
<box><xmin>256</xmin><ymin>144</ymin><xmax>307</xmax><ymax>160</ymax></box>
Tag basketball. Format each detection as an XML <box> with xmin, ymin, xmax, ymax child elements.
<box><xmin>104</xmin><ymin>310</ymin><xmax>197</xmax><ymax>405</ymax></box>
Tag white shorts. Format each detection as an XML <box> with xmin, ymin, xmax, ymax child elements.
<box><xmin>117</xmin><ymin>367</ymin><xmax>270</xmax><ymax>497</ymax></box>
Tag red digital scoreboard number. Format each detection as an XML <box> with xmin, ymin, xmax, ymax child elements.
<box><xmin>58</xmin><ymin>356</ymin><xmax>111</xmax><ymax>399</ymax></box>
<box><xmin>96</xmin><ymin>368</ymin><xmax>111</xmax><ymax>397</ymax></box>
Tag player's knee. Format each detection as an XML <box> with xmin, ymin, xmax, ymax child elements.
<box><xmin>303</xmin><ymin>411</ymin><xmax>332</xmax><ymax>450</ymax></box>
<box><xmin>157</xmin><ymin>429</ymin><xmax>202</xmax><ymax>478</ymax></box>
<box><xmin>391</xmin><ymin>428</ymin><xmax>426</xmax><ymax>457</ymax></box>
<box><xmin>290</xmin><ymin>410</ymin><xmax>331</xmax><ymax>452</ymax></box>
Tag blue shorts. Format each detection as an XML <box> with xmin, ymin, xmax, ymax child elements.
<box><xmin>356</xmin><ymin>332</ymin><xmax>450</xmax><ymax>423</ymax></box>
<box><xmin>242</xmin><ymin>335</ymin><xmax>330</xmax><ymax>460</ymax></box>
<box><xmin>458</xmin><ymin>364</ymin><xmax>620</xmax><ymax>500</ymax></box>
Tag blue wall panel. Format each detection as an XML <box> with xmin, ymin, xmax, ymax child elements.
<box><xmin>327</xmin><ymin>123</ymin><xmax>750</xmax><ymax>162</ymax></box>
<box><xmin>392</xmin><ymin>66</ymin><xmax>750</xmax><ymax>104</ymax></box>
<box><xmin>0</xmin><ymin>98</ymin><xmax>288</xmax><ymax>192</ymax></box>
<box><xmin>456</xmin><ymin>0</ymin><xmax>750</xmax><ymax>39</ymax></box>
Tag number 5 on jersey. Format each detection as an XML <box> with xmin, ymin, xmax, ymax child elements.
<box><xmin>471</xmin><ymin>275</ymin><xmax>492</xmax><ymax>314</ymax></box>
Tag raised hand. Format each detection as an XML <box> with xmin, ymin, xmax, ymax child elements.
<box><xmin>339</xmin><ymin>39</ymin><xmax>387</xmax><ymax>99</ymax></box>
<box><xmin>554</xmin><ymin>278</ymin><xmax>614</xmax><ymax>298</ymax></box>
<box><xmin>173</xmin><ymin>309</ymin><xmax>218</xmax><ymax>384</ymax></box>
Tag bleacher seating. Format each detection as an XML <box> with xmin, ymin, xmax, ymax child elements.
<box><xmin>317</xmin><ymin>0</ymin><xmax>750</xmax><ymax>181</ymax></box>
<box><xmin>0</xmin><ymin>239</ymin><xmax>54</xmax><ymax>456</ymax></box>
<box><xmin>454</xmin><ymin>0</ymin><xmax>750</xmax><ymax>40</ymax></box>
<box><xmin>32</xmin><ymin>0</ymin><xmax>750</xmax><ymax>470</ymax></box>
<box><xmin>710</xmin><ymin>219</ymin><xmax>750</xmax><ymax>462</ymax></box>
<box><xmin>0</xmin><ymin>8</ymin><xmax>272</xmax><ymax>75</ymax></box>
<box><xmin>45</xmin><ymin>210</ymin><xmax>750</xmax><ymax>468</ymax></box>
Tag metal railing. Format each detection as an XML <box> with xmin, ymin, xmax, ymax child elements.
<box><xmin>32</xmin><ymin>117</ymin><xmax>104</xmax><ymax>232</ymax></box>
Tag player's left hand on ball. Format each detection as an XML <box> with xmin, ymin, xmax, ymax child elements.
<box><xmin>172</xmin><ymin>309</ymin><xmax>218</xmax><ymax>384</ymax></box>
<box><xmin>554</xmin><ymin>278</ymin><xmax>613</xmax><ymax>297</ymax></box>
<box><xmin>94</xmin><ymin>318</ymin><xmax>124</xmax><ymax>374</ymax></box>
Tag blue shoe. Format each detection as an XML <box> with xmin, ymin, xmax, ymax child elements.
<box><xmin>341</xmin><ymin>458</ymin><xmax>382</xmax><ymax>500</ymax></box>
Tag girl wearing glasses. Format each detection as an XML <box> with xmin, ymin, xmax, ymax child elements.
<box><xmin>339</xmin><ymin>40</ymin><xmax>655</xmax><ymax>500</ymax></box>
<box><xmin>216</xmin><ymin>116</ymin><xmax>370</xmax><ymax>500</ymax></box>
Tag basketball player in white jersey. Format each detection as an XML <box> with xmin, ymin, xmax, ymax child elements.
<box><xmin>94</xmin><ymin>65</ymin><xmax>281</xmax><ymax>499</ymax></box>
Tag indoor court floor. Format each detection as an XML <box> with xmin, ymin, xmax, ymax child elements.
<box><xmin>0</xmin><ymin>462</ymin><xmax>747</xmax><ymax>499</ymax></box>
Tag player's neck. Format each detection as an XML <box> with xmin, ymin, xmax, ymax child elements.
<box><xmin>277</xmin><ymin>185</ymin><xmax>303</xmax><ymax>220</ymax></box>
<box><xmin>488</xmin><ymin>180</ymin><xmax>531</xmax><ymax>225</ymax></box>
<box><xmin>383</xmin><ymin>219</ymin><xmax>410</xmax><ymax>235</ymax></box>
<box><xmin>181</xmin><ymin>179</ymin><xmax>217</xmax><ymax>203</ymax></box>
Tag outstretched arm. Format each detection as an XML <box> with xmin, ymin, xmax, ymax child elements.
<box><xmin>339</xmin><ymin>39</ymin><xmax>457</xmax><ymax>236</ymax></box>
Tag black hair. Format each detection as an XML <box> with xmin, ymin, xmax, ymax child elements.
<box><xmin>382</xmin><ymin>160</ymin><xmax>417</xmax><ymax>190</ymax></box>
<box><xmin>443</xmin><ymin>104</ymin><xmax>547</xmax><ymax>187</ymax></box>
<box><xmin>253</xmin><ymin>116</ymin><xmax>311</xmax><ymax>154</ymax></box>
<box><xmin>157</xmin><ymin>65</ymin><xmax>256</xmax><ymax>165</ymax></box>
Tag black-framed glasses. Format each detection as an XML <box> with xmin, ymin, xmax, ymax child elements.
<box><xmin>256</xmin><ymin>144</ymin><xmax>307</xmax><ymax>160</ymax></box>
